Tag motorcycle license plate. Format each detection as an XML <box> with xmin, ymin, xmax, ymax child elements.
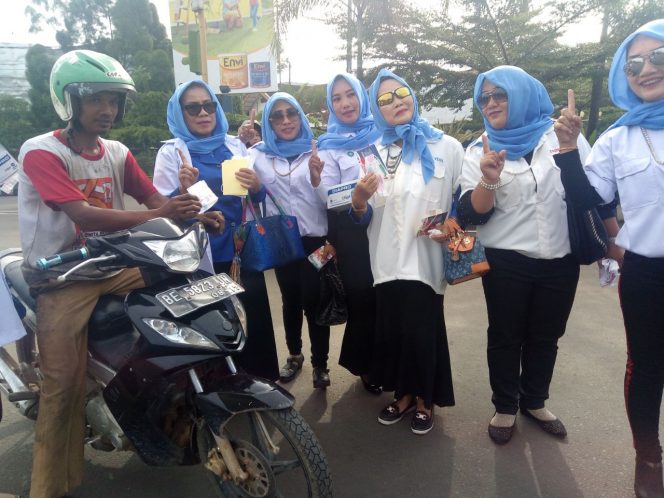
<box><xmin>156</xmin><ymin>274</ymin><xmax>244</xmax><ymax>318</ymax></box>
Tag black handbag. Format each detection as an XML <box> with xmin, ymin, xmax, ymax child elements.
<box><xmin>315</xmin><ymin>261</ymin><xmax>348</xmax><ymax>327</ymax></box>
<box><xmin>566</xmin><ymin>201</ymin><xmax>608</xmax><ymax>265</ymax></box>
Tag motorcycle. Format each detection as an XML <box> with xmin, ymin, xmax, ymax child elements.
<box><xmin>0</xmin><ymin>217</ymin><xmax>332</xmax><ymax>497</ymax></box>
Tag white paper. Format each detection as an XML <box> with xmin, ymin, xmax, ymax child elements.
<box><xmin>0</xmin><ymin>271</ymin><xmax>26</xmax><ymax>347</ymax></box>
<box><xmin>188</xmin><ymin>180</ymin><xmax>219</xmax><ymax>213</ymax></box>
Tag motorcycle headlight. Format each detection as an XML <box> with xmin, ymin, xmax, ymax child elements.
<box><xmin>144</xmin><ymin>230</ymin><xmax>200</xmax><ymax>272</ymax></box>
<box><xmin>143</xmin><ymin>318</ymin><xmax>219</xmax><ymax>350</ymax></box>
<box><xmin>230</xmin><ymin>295</ymin><xmax>247</xmax><ymax>337</ymax></box>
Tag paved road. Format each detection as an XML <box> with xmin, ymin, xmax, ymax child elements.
<box><xmin>0</xmin><ymin>195</ymin><xmax>657</xmax><ymax>497</ymax></box>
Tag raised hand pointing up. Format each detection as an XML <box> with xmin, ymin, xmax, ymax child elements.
<box><xmin>554</xmin><ymin>89</ymin><xmax>582</xmax><ymax>151</ymax></box>
<box><xmin>308</xmin><ymin>139</ymin><xmax>325</xmax><ymax>188</ymax></box>
<box><xmin>479</xmin><ymin>134</ymin><xmax>506</xmax><ymax>186</ymax></box>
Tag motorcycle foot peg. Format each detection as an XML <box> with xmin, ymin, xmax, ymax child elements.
<box><xmin>8</xmin><ymin>390</ymin><xmax>39</xmax><ymax>402</ymax></box>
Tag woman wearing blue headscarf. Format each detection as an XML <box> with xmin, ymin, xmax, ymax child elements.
<box><xmin>350</xmin><ymin>69</ymin><xmax>464</xmax><ymax>435</ymax></box>
<box><xmin>251</xmin><ymin>92</ymin><xmax>333</xmax><ymax>389</ymax></box>
<box><xmin>153</xmin><ymin>80</ymin><xmax>279</xmax><ymax>381</ymax></box>
<box><xmin>554</xmin><ymin>20</ymin><xmax>664</xmax><ymax>497</ymax></box>
<box><xmin>308</xmin><ymin>73</ymin><xmax>382</xmax><ymax>394</ymax></box>
<box><xmin>458</xmin><ymin>66</ymin><xmax>592</xmax><ymax>445</ymax></box>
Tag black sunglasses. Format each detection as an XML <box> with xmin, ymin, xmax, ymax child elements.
<box><xmin>478</xmin><ymin>88</ymin><xmax>508</xmax><ymax>108</ymax></box>
<box><xmin>269</xmin><ymin>108</ymin><xmax>300</xmax><ymax>123</ymax></box>
<box><xmin>183</xmin><ymin>101</ymin><xmax>217</xmax><ymax>117</ymax></box>
<box><xmin>624</xmin><ymin>46</ymin><xmax>664</xmax><ymax>77</ymax></box>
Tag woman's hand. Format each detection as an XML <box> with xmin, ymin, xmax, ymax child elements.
<box><xmin>479</xmin><ymin>134</ymin><xmax>506</xmax><ymax>184</ymax></box>
<box><xmin>177</xmin><ymin>149</ymin><xmax>199</xmax><ymax>193</ymax></box>
<box><xmin>196</xmin><ymin>210</ymin><xmax>225</xmax><ymax>234</ymax></box>
<box><xmin>235</xmin><ymin>167</ymin><xmax>261</xmax><ymax>194</ymax></box>
<box><xmin>429</xmin><ymin>218</ymin><xmax>462</xmax><ymax>244</ymax></box>
<box><xmin>351</xmin><ymin>172</ymin><xmax>379</xmax><ymax>212</ymax></box>
<box><xmin>322</xmin><ymin>241</ymin><xmax>336</xmax><ymax>262</ymax></box>
<box><xmin>309</xmin><ymin>139</ymin><xmax>325</xmax><ymax>188</ymax></box>
<box><xmin>554</xmin><ymin>89</ymin><xmax>582</xmax><ymax>151</ymax></box>
<box><xmin>607</xmin><ymin>240</ymin><xmax>625</xmax><ymax>269</ymax></box>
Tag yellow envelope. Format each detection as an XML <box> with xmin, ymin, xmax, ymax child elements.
<box><xmin>221</xmin><ymin>158</ymin><xmax>249</xmax><ymax>196</ymax></box>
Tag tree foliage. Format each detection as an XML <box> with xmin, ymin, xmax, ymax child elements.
<box><xmin>0</xmin><ymin>97</ymin><xmax>36</xmax><ymax>156</ymax></box>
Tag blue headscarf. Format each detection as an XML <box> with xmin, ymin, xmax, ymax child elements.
<box><xmin>316</xmin><ymin>73</ymin><xmax>382</xmax><ymax>151</ymax></box>
<box><xmin>255</xmin><ymin>92</ymin><xmax>313</xmax><ymax>157</ymax></box>
<box><xmin>473</xmin><ymin>66</ymin><xmax>554</xmax><ymax>161</ymax></box>
<box><xmin>368</xmin><ymin>69</ymin><xmax>443</xmax><ymax>184</ymax></box>
<box><xmin>167</xmin><ymin>80</ymin><xmax>230</xmax><ymax>154</ymax></box>
<box><xmin>606</xmin><ymin>19</ymin><xmax>664</xmax><ymax>131</ymax></box>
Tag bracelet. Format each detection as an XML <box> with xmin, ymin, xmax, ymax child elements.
<box><xmin>608</xmin><ymin>237</ymin><xmax>617</xmax><ymax>244</ymax></box>
<box><xmin>557</xmin><ymin>146</ymin><xmax>578</xmax><ymax>154</ymax></box>
<box><xmin>478</xmin><ymin>177</ymin><xmax>501</xmax><ymax>191</ymax></box>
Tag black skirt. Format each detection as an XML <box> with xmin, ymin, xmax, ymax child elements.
<box><xmin>214</xmin><ymin>261</ymin><xmax>279</xmax><ymax>381</ymax></box>
<box><xmin>327</xmin><ymin>209</ymin><xmax>377</xmax><ymax>376</ymax></box>
<box><xmin>371</xmin><ymin>280</ymin><xmax>455</xmax><ymax>408</ymax></box>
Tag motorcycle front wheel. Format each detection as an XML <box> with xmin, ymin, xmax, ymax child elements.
<box><xmin>198</xmin><ymin>407</ymin><xmax>332</xmax><ymax>498</ymax></box>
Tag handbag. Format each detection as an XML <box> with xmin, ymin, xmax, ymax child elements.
<box><xmin>566</xmin><ymin>201</ymin><xmax>608</xmax><ymax>265</ymax></box>
<box><xmin>442</xmin><ymin>186</ymin><xmax>490</xmax><ymax>285</ymax></box>
<box><xmin>232</xmin><ymin>189</ymin><xmax>305</xmax><ymax>277</ymax></box>
<box><xmin>444</xmin><ymin>231</ymin><xmax>490</xmax><ymax>284</ymax></box>
<box><xmin>315</xmin><ymin>261</ymin><xmax>348</xmax><ymax>326</ymax></box>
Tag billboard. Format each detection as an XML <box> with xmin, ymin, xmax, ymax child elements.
<box><xmin>169</xmin><ymin>0</ymin><xmax>278</xmax><ymax>93</ymax></box>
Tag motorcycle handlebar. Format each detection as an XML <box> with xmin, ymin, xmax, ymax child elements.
<box><xmin>37</xmin><ymin>247</ymin><xmax>89</xmax><ymax>270</ymax></box>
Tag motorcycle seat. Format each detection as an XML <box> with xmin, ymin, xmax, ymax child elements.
<box><xmin>4</xmin><ymin>259</ymin><xmax>36</xmax><ymax>310</ymax></box>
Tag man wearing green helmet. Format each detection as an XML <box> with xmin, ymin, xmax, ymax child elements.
<box><xmin>17</xmin><ymin>50</ymin><xmax>224</xmax><ymax>498</ymax></box>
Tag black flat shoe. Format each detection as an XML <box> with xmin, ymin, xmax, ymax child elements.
<box><xmin>520</xmin><ymin>408</ymin><xmax>567</xmax><ymax>438</ymax></box>
<box><xmin>635</xmin><ymin>458</ymin><xmax>664</xmax><ymax>498</ymax></box>
<box><xmin>488</xmin><ymin>423</ymin><xmax>514</xmax><ymax>444</ymax></box>
<box><xmin>361</xmin><ymin>377</ymin><xmax>382</xmax><ymax>395</ymax></box>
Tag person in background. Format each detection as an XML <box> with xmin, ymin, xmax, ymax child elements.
<box><xmin>18</xmin><ymin>50</ymin><xmax>212</xmax><ymax>498</ymax></box>
<box><xmin>458</xmin><ymin>66</ymin><xmax>592</xmax><ymax>445</ymax></box>
<box><xmin>250</xmin><ymin>0</ymin><xmax>259</xmax><ymax>31</ymax></box>
<box><xmin>223</xmin><ymin>0</ymin><xmax>243</xmax><ymax>30</ymax></box>
<box><xmin>153</xmin><ymin>79</ymin><xmax>279</xmax><ymax>381</ymax></box>
<box><xmin>250</xmin><ymin>92</ymin><xmax>334</xmax><ymax>389</ymax></box>
<box><xmin>553</xmin><ymin>19</ymin><xmax>664</xmax><ymax>498</ymax></box>
<box><xmin>238</xmin><ymin>110</ymin><xmax>262</xmax><ymax>148</ymax></box>
<box><xmin>351</xmin><ymin>69</ymin><xmax>463</xmax><ymax>435</ymax></box>
<box><xmin>308</xmin><ymin>73</ymin><xmax>382</xmax><ymax>394</ymax></box>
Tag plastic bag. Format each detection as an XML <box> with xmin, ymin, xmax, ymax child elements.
<box><xmin>315</xmin><ymin>261</ymin><xmax>348</xmax><ymax>326</ymax></box>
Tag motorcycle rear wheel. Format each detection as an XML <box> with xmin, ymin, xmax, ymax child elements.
<box><xmin>199</xmin><ymin>407</ymin><xmax>332</xmax><ymax>498</ymax></box>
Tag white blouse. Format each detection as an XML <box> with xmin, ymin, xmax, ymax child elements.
<box><xmin>584</xmin><ymin>126</ymin><xmax>664</xmax><ymax>258</ymax></box>
<box><xmin>366</xmin><ymin>135</ymin><xmax>464</xmax><ymax>295</ymax></box>
<box><xmin>460</xmin><ymin>126</ymin><xmax>591</xmax><ymax>260</ymax></box>
<box><xmin>250</xmin><ymin>147</ymin><xmax>328</xmax><ymax>237</ymax></box>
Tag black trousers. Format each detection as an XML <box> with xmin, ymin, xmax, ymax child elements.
<box><xmin>214</xmin><ymin>262</ymin><xmax>279</xmax><ymax>381</ymax></box>
<box><xmin>482</xmin><ymin>248</ymin><xmax>579</xmax><ymax>414</ymax></box>
<box><xmin>274</xmin><ymin>236</ymin><xmax>330</xmax><ymax>369</ymax></box>
<box><xmin>620</xmin><ymin>251</ymin><xmax>664</xmax><ymax>463</ymax></box>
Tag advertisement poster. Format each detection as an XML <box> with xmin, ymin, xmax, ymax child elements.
<box><xmin>169</xmin><ymin>0</ymin><xmax>278</xmax><ymax>93</ymax></box>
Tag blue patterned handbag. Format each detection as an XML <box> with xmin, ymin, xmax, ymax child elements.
<box><xmin>443</xmin><ymin>232</ymin><xmax>490</xmax><ymax>284</ymax></box>
<box><xmin>442</xmin><ymin>187</ymin><xmax>490</xmax><ymax>285</ymax></box>
<box><xmin>233</xmin><ymin>189</ymin><xmax>305</xmax><ymax>273</ymax></box>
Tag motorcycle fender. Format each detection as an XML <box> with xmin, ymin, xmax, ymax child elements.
<box><xmin>195</xmin><ymin>374</ymin><xmax>294</xmax><ymax>433</ymax></box>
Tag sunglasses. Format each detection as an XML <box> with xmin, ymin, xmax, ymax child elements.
<box><xmin>624</xmin><ymin>46</ymin><xmax>664</xmax><ymax>77</ymax></box>
<box><xmin>377</xmin><ymin>86</ymin><xmax>412</xmax><ymax>107</ymax></box>
<box><xmin>183</xmin><ymin>101</ymin><xmax>217</xmax><ymax>117</ymax></box>
<box><xmin>478</xmin><ymin>88</ymin><xmax>508</xmax><ymax>108</ymax></box>
<box><xmin>269</xmin><ymin>108</ymin><xmax>300</xmax><ymax>123</ymax></box>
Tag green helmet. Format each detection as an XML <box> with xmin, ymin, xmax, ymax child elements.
<box><xmin>50</xmin><ymin>50</ymin><xmax>136</xmax><ymax>122</ymax></box>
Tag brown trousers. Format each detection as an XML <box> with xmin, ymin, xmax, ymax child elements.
<box><xmin>29</xmin><ymin>268</ymin><xmax>144</xmax><ymax>498</ymax></box>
